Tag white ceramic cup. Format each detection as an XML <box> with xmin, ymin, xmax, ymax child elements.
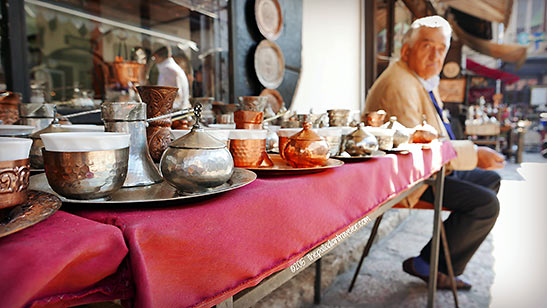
<box><xmin>0</xmin><ymin>124</ymin><xmax>35</xmax><ymax>136</ymax></box>
<box><xmin>57</xmin><ymin>124</ymin><xmax>105</xmax><ymax>132</ymax></box>
<box><xmin>229</xmin><ymin>129</ymin><xmax>268</xmax><ymax>140</ymax></box>
<box><xmin>41</xmin><ymin>132</ymin><xmax>130</xmax><ymax>152</ymax></box>
<box><xmin>0</xmin><ymin>137</ymin><xmax>33</xmax><ymax>161</ymax></box>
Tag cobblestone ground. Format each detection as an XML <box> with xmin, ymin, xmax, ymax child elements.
<box><xmin>310</xmin><ymin>210</ymin><xmax>494</xmax><ymax>308</ymax></box>
<box><xmin>259</xmin><ymin>152</ymin><xmax>546</xmax><ymax>308</ymax></box>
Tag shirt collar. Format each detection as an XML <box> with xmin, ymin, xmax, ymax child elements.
<box><xmin>415</xmin><ymin>74</ymin><xmax>440</xmax><ymax>92</ymax></box>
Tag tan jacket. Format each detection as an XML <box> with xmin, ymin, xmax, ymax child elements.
<box><xmin>365</xmin><ymin>60</ymin><xmax>477</xmax><ymax>207</ymax></box>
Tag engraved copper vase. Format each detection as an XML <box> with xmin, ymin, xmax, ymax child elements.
<box><xmin>283</xmin><ymin>122</ymin><xmax>329</xmax><ymax>168</ymax></box>
<box><xmin>137</xmin><ymin>86</ymin><xmax>178</xmax><ymax>162</ymax></box>
<box><xmin>0</xmin><ymin>91</ymin><xmax>21</xmax><ymax>125</ymax></box>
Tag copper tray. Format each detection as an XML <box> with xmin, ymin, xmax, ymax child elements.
<box><xmin>254</xmin><ymin>40</ymin><xmax>285</xmax><ymax>89</ymax></box>
<box><xmin>255</xmin><ymin>0</ymin><xmax>283</xmax><ymax>41</ymax></box>
<box><xmin>259</xmin><ymin>88</ymin><xmax>284</xmax><ymax>113</ymax></box>
<box><xmin>332</xmin><ymin>150</ymin><xmax>386</xmax><ymax>162</ymax></box>
<box><xmin>0</xmin><ymin>190</ymin><xmax>61</xmax><ymax>238</ymax></box>
<box><xmin>247</xmin><ymin>154</ymin><xmax>343</xmax><ymax>176</ymax></box>
<box><xmin>29</xmin><ymin>168</ymin><xmax>256</xmax><ymax>205</ymax></box>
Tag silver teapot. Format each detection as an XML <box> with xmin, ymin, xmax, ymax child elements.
<box><xmin>160</xmin><ymin>104</ymin><xmax>234</xmax><ymax>193</ymax></box>
<box><xmin>342</xmin><ymin>123</ymin><xmax>379</xmax><ymax>156</ymax></box>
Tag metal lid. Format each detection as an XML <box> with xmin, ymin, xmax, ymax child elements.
<box><xmin>289</xmin><ymin>122</ymin><xmax>323</xmax><ymax>141</ymax></box>
<box><xmin>168</xmin><ymin>103</ymin><xmax>225</xmax><ymax>149</ymax></box>
<box><xmin>101</xmin><ymin>102</ymin><xmax>146</xmax><ymax>121</ymax></box>
<box><xmin>169</xmin><ymin>127</ymin><xmax>226</xmax><ymax>149</ymax></box>
<box><xmin>350</xmin><ymin>123</ymin><xmax>374</xmax><ymax>138</ymax></box>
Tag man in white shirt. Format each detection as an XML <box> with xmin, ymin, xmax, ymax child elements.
<box><xmin>152</xmin><ymin>46</ymin><xmax>190</xmax><ymax>110</ymax></box>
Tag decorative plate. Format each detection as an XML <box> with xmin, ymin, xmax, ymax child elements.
<box><xmin>247</xmin><ymin>154</ymin><xmax>343</xmax><ymax>176</ymax></box>
<box><xmin>259</xmin><ymin>88</ymin><xmax>284</xmax><ymax>113</ymax></box>
<box><xmin>254</xmin><ymin>40</ymin><xmax>285</xmax><ymax>89</ymax></box>
<box><xmin>0</xmin><ymin>190</ymin><xmax>61</xmax><ymax>238</ymax></box>
<box><xmin>29</xmin><ymin>168</ymin><xmax>257</xmax><ymax>205</ymax></box>
<box><xmin>443</xmin><ymin>61</ymin><xmax>461</xmax><ymax>78</ymax></box>
<box><xmin>255</xmin><ymin>0</ymin><xmax>283</xmax><ymax>41</ymax></box>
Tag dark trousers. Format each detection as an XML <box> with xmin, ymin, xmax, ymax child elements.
<box><xmin>419</xmin><ymin>168</ymin><xmax>501</xmax><ymax>276</ymax></box>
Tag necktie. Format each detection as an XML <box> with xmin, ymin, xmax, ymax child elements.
<box><xmin>428</xmin><ymin>91</ymin><xmax>455</xmax><ymax>140</ymax></box>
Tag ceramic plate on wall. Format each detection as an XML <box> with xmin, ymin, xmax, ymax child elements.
<box><xmin>255</xmin><ymin>0</ymin><xmax>283</xmax><ymax>41</ymax></box>
<box><xmin>254</xmin><ymin>40</ymin><xmax>285</xmax><ymax>89</ymax></box>
<box><xmin>259</xmin><ymin>88</ymin><xmax>284</xmax><ymax>113</ymax></box>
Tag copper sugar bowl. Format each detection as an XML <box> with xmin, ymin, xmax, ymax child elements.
<box><xmin>283</xmin><ymin>122</ymin><xmax>329</xmax><ymax>168</ymax></box>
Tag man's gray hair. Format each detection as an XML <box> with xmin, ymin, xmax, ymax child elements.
<box><xmin>401</xmin><ymin>16</ymin><xmax>452</xmax><ymax>49</ymax></box>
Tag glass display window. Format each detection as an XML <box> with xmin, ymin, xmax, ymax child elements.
<box><xmin>23</xmin><ymin>0</ymin><xmax>229</xmax><ymax>109</ymax></box>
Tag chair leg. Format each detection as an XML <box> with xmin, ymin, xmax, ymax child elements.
<box><xmin>314</xmin><ymin>258</ymin><xmax>322</xmax><ymax>304</ymax></box>
<box><xmin>348</xmin><ymin>214</ymin><xmax>384</xmax><ymax>292</ymax></box>
<box><xmin>440</xmin><ymin>222</ymin><xmax>459</xmax><ymax>308</ymax></box>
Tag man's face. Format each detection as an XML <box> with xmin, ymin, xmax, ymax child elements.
<box><xmin>402</xmin><ymin>27</ymin><xmax>448</xmax><ymax>80</ymax></box>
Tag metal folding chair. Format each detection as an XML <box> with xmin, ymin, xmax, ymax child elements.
<box><xmin>347</xmin><ymin>200</ymin><xmax>460</xmax><ymax>308</ymax></box>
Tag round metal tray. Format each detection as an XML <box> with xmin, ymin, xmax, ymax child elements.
<box><xmin>29</xmin><ymin>168</ymin><xmax>257</xmax><ymax>205</ymax></box>
<box><xmin>255</xmin><ymin>0</ymin><xmax>283</xmax><ymax>41</ymax></box>
<box><xmin>254</xmin><ymin>40</ymin><xmax>285</xmax><ymax>89</ymax></box>
<box><xmin>247</xmin><ymin>154</ymin><xmax>343</xmax><ymax>176</ymax></box>
<box><xmin>0</xmin><ymin>190</ymin><xmax>61</xmax><ymax>238</ymax></box>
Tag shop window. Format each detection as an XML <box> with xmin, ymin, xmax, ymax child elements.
<box><xmin>530</xmin><ymin>0</ymin><xmax>544</xmax><ymax>33</ymax></box>
<box><xmin>24</xmin><ymin>0</ymin><xmax>228</xmax><ymax>108</ymax></box>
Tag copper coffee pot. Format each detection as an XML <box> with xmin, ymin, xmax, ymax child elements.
<box><xmin>283</xmin><ymin>122</ymin><xmax>330</xmax><ymax>168</ymax></box>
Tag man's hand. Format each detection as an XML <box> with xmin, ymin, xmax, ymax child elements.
<box><xmin>477</xmin><ymin>146</ymin><xmax>505</xmax><ymax>170</ymax></box>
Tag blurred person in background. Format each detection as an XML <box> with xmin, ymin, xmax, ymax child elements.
<box><xmin>151</xmin><ymin>45</ymin><xmax>190</xmax><ymax>110</ymax></box>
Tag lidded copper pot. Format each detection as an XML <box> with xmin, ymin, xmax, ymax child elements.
<box><xmin>283</xmin><ymin>121</ymin><xmax>329</xmax><ymax>168</ymax></box>
<box><xmin>160</xmin><ymin>104</ymin><xmax>234</xmax><ymax>193</ymax></box>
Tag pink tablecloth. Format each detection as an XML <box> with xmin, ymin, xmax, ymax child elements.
<box><xmin>77</xmin><ymin>141</ymin><xmax>456</xmax><ymax>308</ymax></box>
<box><xmin>0</xmin><ymin>211</ymin><xmax>130</xmax><ymax>308</ymax></box>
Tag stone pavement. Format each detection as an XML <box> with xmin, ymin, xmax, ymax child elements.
<box><xmin>256</xmin><ymin>152</ymin><xmax>546</xmax><ymax>308</ymax></box>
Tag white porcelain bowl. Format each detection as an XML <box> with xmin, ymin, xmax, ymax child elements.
<box><xmin>57</xmin><ymin>124</ymin><xmax>105</xmax><ymax>132</ymax></box>
<box><xmin>276</xmin><ymin>128</ymin><xmax>302</xmax><ymax>138</ymax></box>
<box><xmin>0</xmin><ymin>137</ymin><xmax>33</xmax><ymax>161</ymax></box>
<box><xmin>229</xmin><ymin>129</ymin><xmax>268</xmax><ymax>140</ymax></box>
<box><xmin>41</xmin><ymin>132</ymin><xmax>130</xmax><ymax>152</ymax></box>
<box><xmin>315</xmin><ymin>127</ymin><xmax>342</xmax><ymax>137</ymax></box>
<box><xmin>0</xmin><ymin>125</ymin><xmax>35</xmax><ymax>136</ymax></box>
<box><xmin>206</xmin><ymin>123</ymin><xmax>236</xmax><ymax>129</ymax></box>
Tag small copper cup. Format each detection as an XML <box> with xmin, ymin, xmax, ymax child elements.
<box><xmin>0</xmin><ymin>158</ymin><xmax>30</xmax><ymax>209</ymax></box>
<box><xmin>229</xmin><ymin>130</ymin><xmax>272</xmax><ymax>167</ymax></box>
<box><xmin>234</xmin><ymin>110</ymin><xmax>263</xmax><ymax>129</ymax></box>
<box><xmin>364</xmin><ymin>110</ymin><xmax>387</xmax><ymax>127</ymax></box>
<box><xmin>276</xmin><ymin>128</ymin><xmax>301</xmax><ymax>159</ymax></box>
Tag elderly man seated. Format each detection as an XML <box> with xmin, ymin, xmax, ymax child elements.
<box><xmin>365</xmin><ymin>16</ymin><xmax>505</xmax><ymax>289</ymax></box>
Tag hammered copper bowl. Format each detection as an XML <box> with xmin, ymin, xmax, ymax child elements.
<box><xmin>229</xmin><ymin>129</ymin><xmax>271</xmax><ymax>167</ymax></box>
<box><xmin>42</xmin><ymin>148</ymin><xmax>129</xmax><ymax>200</ymax></box>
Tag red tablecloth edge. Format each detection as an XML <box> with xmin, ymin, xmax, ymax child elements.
<box><xmin>27</xmin><ymin>245</ymin><xmax>135</xmax><ymax>308</ymax></box>
<box><xmin>196</xmin><ymin>142</ymin><xmax>457</xmax><ymax>308</ymax></box>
